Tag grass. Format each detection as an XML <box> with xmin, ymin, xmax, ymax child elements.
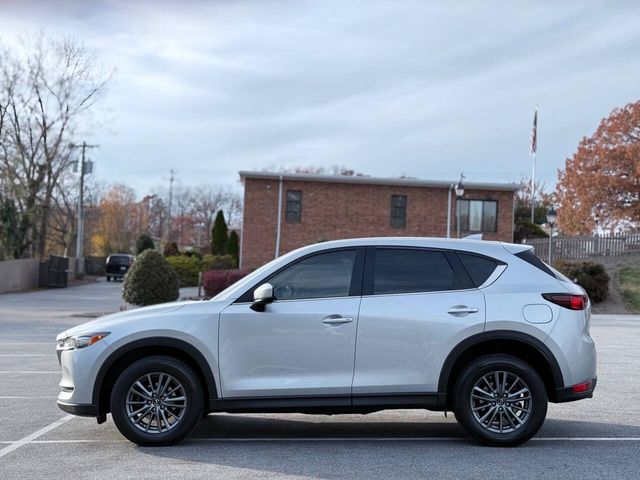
<box><xmin>616</xmin><ymin>266</ymin><xmax>640</xmax><ymax>313</ymax></box>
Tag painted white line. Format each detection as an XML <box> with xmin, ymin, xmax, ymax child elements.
<box><xmin>0</xmin><ymin>414</ymin><xmax>74</xmax><ymax>458</ymax></box>
<box><xmin>0</xmin><ymin>436</ymin><xmax>639</xmax><ymax>445</ymax></box>
<box><xmin>0</xmin><ymin>371</ymin><xmax>59</xmax><ymax>374</ymax></box>
<box><xmin>0</xmin><ymin>396</ymin><xmax>58</xmax><ymax>399</ymax></box>
<box><xmin>0</xmin><ymin>342</ymin><xmax>52</xmax><ymax>345</ymax></box>
<box><xmin>0</xmin><ymin>354</ymin><xmax>52</xmax><ymax>357</ymax></box>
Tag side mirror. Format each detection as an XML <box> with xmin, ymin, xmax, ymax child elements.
<box><xmin>250</xmin><ymin>283</ymin><xmax>274</xmax><ymax>312</ymax></box>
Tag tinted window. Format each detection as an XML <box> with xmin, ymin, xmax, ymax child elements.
<box><xmin>286</xmin><ymin>190</ymin><xmax>302</xmax><ymax>223</ymax></box>
<box><xmin>390</xmin><ymin>195</ymin><xmax>406</xmax><ymax>229</ymax></box>
<box><xmin>458</xmin><ymin>253</ymin><xmax>498</xmax><ymax>286</ymax></box>
<box><xmin>269</xmin><ymin>250</ymin><xmax>356</xmax><ymax>300</ymax></box>
<box><xmin>108</xmin><ymin>255</ymin><xmax>131</xmax><ymax>266</ymax></box>
<box><xmin>373</xmin><ymin>249</ymin><xmax>459</xmax><ymax>294</ymax></box>
<box><xmin>515</xmin><ymin>250</ymin><xmax>556</xmax><ymax>278</ymax></box>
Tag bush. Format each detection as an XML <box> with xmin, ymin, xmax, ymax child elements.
<box><xmin>553</xmin><ymin>260</ymin><xmax>609</xmax><ymax>303</ymax></box>
<box><xmin>211</xmin><ymin>210</ymin><xmax>228</xmax><ymax>255</ymax></box>
<box><xmin>203</xmin><ymin>269</ymin><xmax>249</xmax><ymax>297</ymax></box>
<box><xmin>202</xmin><ymin>253</ymin><xmax>236</xmax><ymax>271</ymax></box>
<box><xmin>182</xmin><ymin>249</ymin><xmax>203</xmax><ymax>260</ymax></box>
<box><xmin>514</xmin><ymin>220</ymin><xmax>548</xmax><ymax>243</ymax></box>
<box><xmin>135</xmin><ymin>234</ymin><xmax>155</xmax><ymax>255</ymax></box>
<box><xmin>163</xmin><ymin>241</ymin><xmax>180</xmax><ymax>257</ymax></box>
<box><xmin>226</xmin><ymin>231</ymin><xmax>239</xmax><ymax>267</ymax></box>
<box><xmin>123</xmin><ymin>250</ymin><xmax>180</xmax><ymax>306</ymax></box>
<box><xmin>166</xmin><ymin>255</ymin><xmax>201</xmax><ymax>287</ymax></box>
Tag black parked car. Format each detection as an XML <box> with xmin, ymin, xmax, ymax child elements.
<box><xmin>105</xmin><ymin>254</ymin><xmax>135</xmax><ymax>282</ymax></box>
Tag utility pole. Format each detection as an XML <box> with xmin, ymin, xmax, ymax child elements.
<box><xmin>166</xmin><ymin>169</ymin><xmax>176</xmax><ymax>242</ymax></box>
<box><xmin>70</xmin><ymin>141</ymin><xmax>98</xmax><ymax>276</ymax></box>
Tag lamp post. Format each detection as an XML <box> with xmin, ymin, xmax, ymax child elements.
<box><xmin>547</xmin><ymin>207</ymin><xmax>557</xmax><ymax>264</ymax></box>
<box><xmin>455</xmin><ymin>175</ymin><xmax>465</xmax><ymax>239</ymax></box>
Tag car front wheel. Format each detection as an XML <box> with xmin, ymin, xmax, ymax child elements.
<box><xmin>110</xmin><ymin>356</ymin><xmax>204</xmax><ymax>446</ymax></box>
<box><xmin>453</xmin><ymin>354</ymin><xmax>547</xmax><ymax>447</ymax></box>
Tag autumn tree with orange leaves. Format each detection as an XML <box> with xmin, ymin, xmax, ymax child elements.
<box><xmin>555</xmin><ymin>101</ymin><xmax>640</xmax><ymax>235</ymax></box>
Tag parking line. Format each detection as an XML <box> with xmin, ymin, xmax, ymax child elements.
<box><xmin>0</xmin><ymin>371</ymin><xmax>59</xmax><ymax>374</ymax></box>
<box><xmin>0</xmin><ymin>415</ymin><xmax>74</xmax><ymax>458</ymax></box>
<box><xmin>0</xmin><ymin>354</ymin><xmax>52</xmax><ymax>357</ymax></box>
<box><xmin>0</xmin><ymin>396</ymin><xmax>58</xmax><ymax>399</ymax></box>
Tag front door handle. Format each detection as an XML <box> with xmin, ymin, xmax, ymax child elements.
<box><xmin>322</xmin><ymin>315</ymin><xmax>354</xmax><ymax>325</ymax></box>
<box><xmin>447</xmin><ymin>305</ymin><xmax>480</xmax><ymax>317</ymax></box>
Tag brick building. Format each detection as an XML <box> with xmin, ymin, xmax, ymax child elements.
<box><xmin>239</xmin><ymin>171</ymin><xmax>521</xmax><ymax>269</ymax></box>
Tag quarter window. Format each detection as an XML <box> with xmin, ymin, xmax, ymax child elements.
<box><xmin>373</xmin><ymin>248</ymin><xmax>459</xmax><ymax>294</ymax></box>
<box><xmin>458</xmin><ymin>200</ymin><xmax>497</xmax><ymax>232</ymax></box>
<box><xmin>390</xmin><ymin>195</ymin><xmax>407</xmax><ymax>229</ymax></box>
<box><xmin>285</xmin><ymin>190</ymin><xmax>302</xmax><ymax>223</ymax></box>
<box><xmin>458</xmin><ymin>252</ymin><xmax>499</xmax><ymax>286</ymax></box>
<box><xmin>269</xmin><ymin>250</ymin><xmax>356</xmax><ymax>300</ymax></box>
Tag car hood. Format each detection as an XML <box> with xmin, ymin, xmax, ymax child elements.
<box><xmin>56</xmin><ymin>300</ymin><xmax>210</xmax><ymax>341</ymax></box>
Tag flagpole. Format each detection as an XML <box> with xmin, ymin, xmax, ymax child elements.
<box><xmin>530</xmin><ymin>105</ymin><xmax>538</xmax><ymax>223</ymax></box>
<box><xmin>530</xmin><ymin>149</ymin><xmax>536</xmax><ymax>222</ymax></box>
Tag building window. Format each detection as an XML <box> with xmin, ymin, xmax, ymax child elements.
<box><xmin>458</xmin><ymin>199</ymin><xmax>498</xmax><ymax>232</ymax></box>
<box><xmin>390</xmin><ymin>195</ymin><xmax>407</xmax><ymax>229</ymax></box>
<box><xmin>285</xmin><ymin>190</ymin><xmax>302</xmax><ymax>223</ymax></box>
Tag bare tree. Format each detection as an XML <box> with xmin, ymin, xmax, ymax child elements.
<box><xmin>0</xmin><ymin>32</ymin><xmax>111</xmax><ymax>258</ymax></box>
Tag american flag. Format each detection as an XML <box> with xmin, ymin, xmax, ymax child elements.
<box><xmin>530</xmin><ymin>108</ymin><xmax>538</xmax><ymax>154</ymax></box>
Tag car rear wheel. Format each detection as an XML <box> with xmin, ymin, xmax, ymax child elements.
<box><xmin>110</xmin><ymin>356</ymin><xmax>204</xmax><ymax>446</ymax></box>
<box><xmin>106</xmin><ymin>276</ymin><xmax>111</xmax><ymax>281</ymax></box>
<box><xmin>453</xmin><ymin>354</ymin><xmax>547</xmax><ymax>447</ymax></box>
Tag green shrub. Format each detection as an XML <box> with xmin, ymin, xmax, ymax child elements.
<box><xmin>211</xmin><ymin>210</ymin><xmax>228</xmax><ymax>255</ymax></box>
<box><xmin>163</xmin><ymin>241</ymin><xmax>180</xmax><ymax>257</ymax></box>
<box><xmin>123</xmin><ymin>250</ymin><xmax>179</xmax><ymax>306</ymax></box>
<box><xmin>202</xmin><ymin>253</ymin><xmax>236</xmax><ymax>271</ymax></box>
<box><xmin>166</xmin><ymin>255</ymin><xmax>201</xmax><ymax>287</ymax></box>
<box><xmin>135</xmin><ymin>234</ymin><xmax>155</xmax><ymax>255</ymax></box>
<box><xmin>553</xmin><ymin>260</ymin><xmax>609</xmax><ymax>303</ymax></box>
<box><xmin>226</xmin><ymin>231</ymin><xmax>239</xmax><ymax>267</ymax></box>
<box><xmin>514</xmin><ymin>220</ymin><xmax>548</xmax><ymax>243</ymax></box>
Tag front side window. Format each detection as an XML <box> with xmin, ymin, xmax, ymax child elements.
<box><xmin>269</xmin><ymin>250</ymin><xmax>356</xmax><ymax>300</ymax></box>
<box><xmin>390</xmin><ymin>195</ymin><xmax>407</xmax><ymax>229</ymax></box>
<box><xmin>373</xmin><ymin>248</ymin><xmax>459</xmax><ymax>295</ymax></box>
<box><xmin>286</xmin><ymin>190</ymin><xmax>302</xmax><ymax>223</ymax></box>
<box><xmin>458</xmin><ymin>199</ymin><xmax>498</xmax><ymax>232</ymax></box>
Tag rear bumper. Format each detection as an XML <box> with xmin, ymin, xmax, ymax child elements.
<box><xmin>554</xmin><ymin>377</ymin><xmax>597</xmax><ymax>403</ymax></box>
<box><xmin>57</xmin><ymin>400</ymin><xmax>97</xmax><ymax>417</ymax></box>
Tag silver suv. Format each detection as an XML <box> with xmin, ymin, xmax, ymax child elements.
<box><xmin>56</xmin><ymin>237</ymin><xmax>597</xmax><ymax>447</ymax></box>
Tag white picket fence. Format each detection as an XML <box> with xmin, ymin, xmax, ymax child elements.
<box><xmin>523</xmin><ymin>234</ymin><xmax>640</xmax><ymax>261</ymax></box>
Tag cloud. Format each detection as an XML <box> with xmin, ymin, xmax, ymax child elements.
<box><xmin>1</xmin><ymin>0</ymin><xmax>639</xmax><ymax>194</ymax></box>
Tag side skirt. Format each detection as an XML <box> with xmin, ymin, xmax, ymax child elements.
<box><xmin>208</xmin><ymin>393</ymin><xmax>446</xmax><ymax>414</ymax></box>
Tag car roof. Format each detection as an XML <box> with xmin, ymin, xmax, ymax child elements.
<box><xmin>290</xmin><ymin>237</ymin><xmax>531</xmax><ymax>258</ymax></box>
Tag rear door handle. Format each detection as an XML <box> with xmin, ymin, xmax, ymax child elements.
<box><xmin>447</xmin><ymin>305</ymin><xmax>479</xmax><ymax>317</ymax></box>
<box><xmin>322</xmin><ymin>315</ymin><xmax>354</xmax><ymax>325</ymax></box>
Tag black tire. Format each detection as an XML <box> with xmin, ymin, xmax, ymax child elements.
<box><xmin>106</xmin><ymin>276</ymin><xmax>111</xmax><ymax>282</ymax></box>
<box><xmin>453</xmin><ymin>354</ymin><xmax>547</xmax><ymax>447</ymax></box>
<box><xmin>110</xmin><ymin>356</ymin><xmax>204</xmax><ymax>446</ymax></box>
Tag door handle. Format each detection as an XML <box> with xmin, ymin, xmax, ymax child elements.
<box><xmin>447</xmin><ymin>305</ymin><xmax>479</xmax><ymax>317</ymax></box>
<box><xmin>322</xmin><ymin>315</ymin><xmax>354</xmax><ymax>325</ymax></box>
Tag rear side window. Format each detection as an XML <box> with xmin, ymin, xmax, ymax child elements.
<box><xmin>458</xmin><ymin>253</ymin><xmax>499</xmax><ymax>287</ymax></box>
<box><xmin>373</xmin><ymin>248</ymin><xmax>460</xmax><ymax>295</ymax></box>
<box><xmin>515</xmin><ymin>250</ymin><xmax>556</xmax><ymax>278</ymax></box>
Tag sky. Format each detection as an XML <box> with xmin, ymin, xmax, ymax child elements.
<box><xmin>1</xmin><ymin>0</ymin><xmax>639</xmax><ymax>195</ymax></box>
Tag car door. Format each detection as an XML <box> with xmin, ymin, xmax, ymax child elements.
<box><xmin>352</xmin><ymin>247</ymin><xmax>486</xmax><ymax>395</ymax></box>
<box><xmin>219</xmin><ymin>248</ymin><xmax>364</xmax><ymax>399</ymax></box>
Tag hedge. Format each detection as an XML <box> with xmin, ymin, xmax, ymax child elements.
<box><xmin>553</xmin><ymin>260</ymin><xmax>609</xmax><ymax>303</ymax></box>
<box><xmin>202</xmin><ymin>254</ymin><xmax>236</xmax><ymax>271</ymax></box>
<box><xmin>166</xmin><ymin>255</ymin><xmax>201</xmax><ymax>287</ymax></box>
<box><xmin>203</xmin><ymin>269</ymin><xmax>249</xmax><ymax>297</ymax></box>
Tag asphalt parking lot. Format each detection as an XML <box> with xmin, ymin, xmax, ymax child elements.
<box><xmin>1</xmin><ymin>280</ymin><xmax>639</xmax><ymax>479</ymax></box>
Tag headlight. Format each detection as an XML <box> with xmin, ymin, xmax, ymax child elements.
<box><xmin>59</xmin><ymin>332</ymin><xmax>110</xmax><ymax>351</ymax></box>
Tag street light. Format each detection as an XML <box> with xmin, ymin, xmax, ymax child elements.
<box><xmin>547</xmin><ymin>206</ymin><xmax>557</xmax><ymax>264</ymax></box>
<box><xmin>455</xmin><ymin>175</ymin><xmax>465</xmax><ymax>239</ymax></box>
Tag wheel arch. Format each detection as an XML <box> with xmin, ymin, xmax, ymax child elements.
<box><xmin>438</xmin><ymin>331</ymin><xmax>565</xmax><ymax>407</ymax></box>
<box><xmin>94</xmin><ymin>337</ymin><xmax>218</xmax><ymax>417</ymax></box>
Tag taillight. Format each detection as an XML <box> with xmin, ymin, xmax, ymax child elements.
<box><xmin>542</xmin><ymin>293</ymin><xmax>588</xmax><ymax>310</ymax></box>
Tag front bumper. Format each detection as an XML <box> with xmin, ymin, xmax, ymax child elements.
<box><xmin>554</xmin><ymin>377</ymin><xmax>597</xmax><ymax>403</ymax></box>
<box><xmin>57</xmin><ymin>401</ymin><xmax>97</xmax><ymax>417</ymax></box>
